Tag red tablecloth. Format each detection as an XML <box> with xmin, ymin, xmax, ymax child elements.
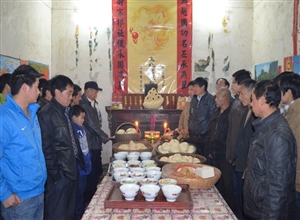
<box><xmin>82</xmin><ymin>176</ymin><xmax>237</xmax><ymax>220</ymax></box>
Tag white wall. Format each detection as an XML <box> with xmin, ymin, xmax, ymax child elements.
<box><xmin>252</xmin><ymin>0</ymin><xmax>293</xmax><ymax>70</ymax></box>
<box><xmin>51</xmin><ymin>1</ymin><xmax>113</xmax><ymax>163</ymax></box>
<box><xmin>0</xmin><ymin>0</ymin><xmax>52</xmax><ymax>68</ymax></box>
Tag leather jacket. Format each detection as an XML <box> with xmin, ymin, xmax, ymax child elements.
<box><xmin>188</xmin><ymin>92</ymin><xmax>216</xmax><ymax>139</ymax></box>
<box><xmin>39</xmin><ymin>98</ymin><xmax>85</xmax><ymax>182</ymax></box>
<box><xmin>243</xmin><ymin>110</ymin><xmax>296</xmax><ymax>219</ymax></box>
<box><xmin>79</xmin><ymin>94</ymin><xmax>109</xmax><ymax>150</ymax></box>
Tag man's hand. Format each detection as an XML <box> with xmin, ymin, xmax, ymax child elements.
<box><xmin>3</xmin><ymin>194</ymin><xmax>21</xmax><ymax>208</ymax></box>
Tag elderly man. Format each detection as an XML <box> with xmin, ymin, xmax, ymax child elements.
<box><xmin>80</xmin><ymin>81</ymin><xmax>110</xmax><ymax>205</ymax></box>
<box><xmin>243</xmin><ymin>80</ymin><xmax>296</xmax><ymax>219</ymax></box>
<box><xmin>208</xmin><ymin>88</ymin><xmax>234</xmax><ymax>211</ymax></box>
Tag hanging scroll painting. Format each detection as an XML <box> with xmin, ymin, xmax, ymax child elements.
<box><xmin>112</xmin><ymin>0</ymin><xmax>192</xmax><ymax>95</ymax></box>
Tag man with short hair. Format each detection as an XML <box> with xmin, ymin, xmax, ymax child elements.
<box><xmin>215</xmin><ymin>78</ymin><xmax>234</xmax><ymax>103</ymax></box>
<box><xmin>0</xmin><ymin>65</ymin><xmax>47</xmax><ymax>220</ymax></box>
<box><xmin>188</xmin><ymin>77</ymin><xmax>216</xmax><ymax>156</ymax></box>
<box><xmin>39</xmin><ymin>75</ymin><xmax>85</xmax><ymax>220</ymax></box>
<box><xmin>278</xmin><ymin>73</ymin><xmax>300</xmax><ymax>219</ymax></box>
<box><xmin>0</xmin><ymin>73</ymin><xmax>11</xmax><ymax>104</ymax></box>
<box><xmin>71</xmin><ymin>84</ymin><xmax>82</xmax><ymax>106</ymax></box>
<box><xmin>208</xmin><ymin>88</ymin><xmax>234</xmax><ymax>211</ymax></box>
<box><xmin>232</xmin><ymin>78</ymin><xmax>256</xmax><ymax>219</ymax></box>
<box><xmin>79</xmin><ymin>81</ymin><xmax>110</xmax><ymax>205</ymax></box>
<box><xmin>244</xmin><ymin>80</ymin><xmax>297</xmax><ymax>219</ymax></box>
<box><xmin>37</xmin><ymin>80</ymin><xmax>52</xmax><ymax>110</ymax></box>
<box><xmin>226</xmin><ymin>69</ymin><xmax>251</xmax><ymax>164</ymax></box>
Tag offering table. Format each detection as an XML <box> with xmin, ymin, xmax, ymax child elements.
<box><xmin>82</xmin><ymin>175</ymin><xmax>237</xmax><ymax>220</ymax></box>
<box><xmin>105</xmin><ymin>107</ymin><xmax>182</xmax><ymax>141</ymax></box>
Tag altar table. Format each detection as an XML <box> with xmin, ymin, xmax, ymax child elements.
<box><xmin>82</xmin><ymin>176</ymin><xmax>237</xmax><ymax>220</ymax></box>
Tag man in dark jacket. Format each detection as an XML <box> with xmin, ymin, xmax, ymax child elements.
<box><xmin>39</xmin><ymin>75</ymin><xmax>85</xmax><ymax>220</ymax></box>
<box><xmin>79</xmin><ymin>81</ymin><xmax>110</xmax><ymax>205</ymax></box>
<box><xmin>208</xmin><ymin>88</ymin><xmax>234</xmax><ymax>211</ymax></box>
<box><xmin>244</xmin><ymin>80</ymin><xmax>297</xmax><ymax>220</ymax></box>
<box><xmin>231</xmin><ymin>78</ymin><xmax>256</xmax><ymax>219</ymax></box>
<box><xmin>188</xmin><ymin>77</ymin><xmax>216</xmax><ymax>156</ymax></box>
<box><xmin>226</xmin><ymin>69</ymin><xmax>251</xmax><ymax>163</ymax></box>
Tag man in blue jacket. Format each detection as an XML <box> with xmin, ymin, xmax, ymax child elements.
<box><xmin>0</xmin><ymin>65</ymin><xmax>47</xmax><ymax>220</ymax></box>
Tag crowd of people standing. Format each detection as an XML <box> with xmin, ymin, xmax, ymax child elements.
<box><xmin>0</xmin><ymin>65</ymin><xmax>300</xmax><ymax>220</ymax></box>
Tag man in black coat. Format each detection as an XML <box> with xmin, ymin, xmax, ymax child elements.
<box><xmin>208</xmin><ymin>88</ymin><xmax>234</xmax><ymax>212</ymax></box>
<box><xmin>79</xmin><ymin>81</ymin><xmax>110</xmax><ymax>205</ymax></box>
<box><xmin>243</xmin><ymin>80</ymin><xmax>297</xmax><ymax>219</ymax></box>
<box><xmin>39</xmin><ymin>75</ymin><xmax>85</xmax><ymax>220</ymax></box>
<box><xmin>231</xmin><ymin>79</ymin><xmax>256</xmax><ymax>219</ymax></box>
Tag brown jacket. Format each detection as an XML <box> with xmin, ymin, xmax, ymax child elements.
<box><xmin>178</xmin><ymin>101</ymin><xmax>190</xmax><ymax>131</ymax></box>
<box><xmin>226</xmin><ymin>96</ymin><xmax>248</xmax><ymax>161</ymax></box>
<box><xmin>284</xmin><ymin>98</ymin><xmax>300</xmax><ymax>192</ymax></box>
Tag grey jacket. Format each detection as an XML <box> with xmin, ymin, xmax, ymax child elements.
<box><xmin>79</xmin><ymin>94</ymin><xmax>109</xmax><ymax>150</ymax></box>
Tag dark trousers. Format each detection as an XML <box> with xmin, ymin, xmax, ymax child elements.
<box><xmin>233</xmin><ymin>168</ymin><xmax>246</xmax><ymax>219</ymax></box>
<box><xmin>189</xmin><ymin>134</ymin><xmax>208</xmax><ymax>157</ymax></box>
<box><xmin>84</xmin><ymin>150</ymin><xmax>102</xmax><ymax>205</ymax></box>
<box><xmin>213</xmin><ymin>157</ymin><xmax>235</xmax><ymax>213</ymax></box>
<box><xmin>296</xmin><ymin>191</ymin><xmax>300</xmax><ymax>220</ymax></box>
<box><xmin>44</xmin><ymin>172</ymin><xmax>77</xmax><ymax>220</ymax></box>
<box><xmin>75</xmin><ymin>175</ymin><xmax>87</xmax><ymax>220</ymax></box>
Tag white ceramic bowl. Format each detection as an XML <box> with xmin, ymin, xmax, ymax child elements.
<box><xmin>140</xmin><ymin>152</ymin><xmax>152</xmax><ymax>160</ymax></box>
<box><xmin>146</xmin><ymin>170</ymin><xmax>162</xmax><ymax>180</ymax></box>
<box><xmin>120</xmin><ymin>178</ymin><xmax>138</xmax><ymax>185</ymax></box>
<box><xmin>113</xmin><ymin>160</ymin><xmax>126</xmax><ymax>165</ymax></box>
<box><xmin>139</xmin><ymin>178</ymin><xmax>158</xmax><ymax>185</ymax></box>
<box><xmin>127</xmin><ymin>160</ymin><xmax>141</xmax><ymax>168</ymax></box>
<box><xmin>130</xmin><ymin>171</ymin><xmax>147</xmax><ymax>182</ymax></box>
<box><xmin>145</xmin><ymin>167</ymin><xmax>161</xmax><ymax>172</ymax></box>
<box><xmin>140</xmin><ymin>184</ymin><xmax>160</xmax><ymax>202</ymax></box>
<box><xmin>158</xmin><ymin>178</ymin><xmax>177</xmax><ymax>187</ymax></box>
<box><xmin>113</xmin><ymin>171</ymin><xmax>129</xmax><ymax>182</ymax></box>
<box><xmin>127</xmin><ymin>154</ymin><xmax>139</xmax><ymax>161</ymax></box>
<box><xmin>142</xmin><ymin>163</ymin><xmax>157</xmax><ymax>168</ymax></box>
<box><xmin>120</xmin><ymin>184</ymin><xmax>140</xmax><ymax>201</ymax></box>
<box><xmin>142</xmin><ymin>160</ymin><xmax>155</xmax><ymax>165</ymax></box>
<box><xmin>129</xmin><ymin>152</ymin><xmax>140</xmax><ymax>156</ymax></box>
<box><xmin>113</xmin><ymin>167</ymin><xmax>129</xmax><ymax>173</ymax></box>
<box><xmin>162</xmin><ymin>185</ymin><xmax>182</xmax><ymax>202</ymax></box>
<box><xmin>129</xmin><ymin>167</ymin><xmax>145</xmax><ymax>173</ymax></box>
<box><xmin>118</xmin><ymin>151</ymin><xmax>129</xmax><ymax>156</ymax></box>
<box><xmin>114</xmin><ymin>153</ymin><xmax>127</xmax><ymax>160</ymax></box>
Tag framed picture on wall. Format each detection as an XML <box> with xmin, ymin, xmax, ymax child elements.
<box><xmin>0</xmin><ymin>54</ymin><xmax>20</xmax><ymax>76</ymax></box>
<box><xmin>254</xmin><ymin>61</ymin><xmax>278</xmax><ymax>81</ymax></box>
<box><xmin>28</xmin><ymin>60</ymin><xmax>50</xmax><ymax>79</ymax></box>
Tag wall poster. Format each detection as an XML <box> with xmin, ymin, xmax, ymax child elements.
<box><xmin>112</xmin><ymin>0</ymin><xmax>192</xmax><ymax>99</ymax></box>
<box><xmin>255</xmin><ymin>61</ymin><xmax>278</xmax><ymax>81</ymax></box>
<box><xmin>28</xmin><ymin>61</ymin><xmax>50</xmax><ymax>79</ymax></box>
<box><xmin>0</xmin><ymin>55</ymin><xmax>20</xmax><ymax>76</ymax></box>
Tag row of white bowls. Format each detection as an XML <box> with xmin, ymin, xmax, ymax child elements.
<box><xmin>114</xmin><ymin>151</ymin><xmax>152</xmax><ymax>161</ymax></box>
<box><xmin>120</xmin><ymin>183</ymin><xmax>182</xmax><ymax>202</ymax></box>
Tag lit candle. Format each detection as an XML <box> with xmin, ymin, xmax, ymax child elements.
<box><xmin>135</xmin><ymin>121</ymin><xmax>139</xmax><ymax>132</ymax></box>
<box><xmin>163</xmin><ymin>122</ymin><xmax>167</xmax><ymax>133</ymax></box>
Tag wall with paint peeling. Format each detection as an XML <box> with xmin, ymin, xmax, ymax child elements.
<box><xmin>51</xmin><ymin>1</ymin><xmax>113</xmax><ymax>164</ymax></box>
<box><xmin>0</xmin><ymin>1</ymin><xmax>51</xmax><ymax>68</ymax></box>
<box><xmin>192</xmin><ymin>0</ymin><xmax>253</xmax><ymax>95</ymax></box>
<box><xmin>252</xmin><ymin>0</ymin><xmax>293</xmax><ymax>70</ymax></box>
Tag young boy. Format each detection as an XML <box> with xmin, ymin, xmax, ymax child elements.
<box><xmin>71</xmin><ymin>105</ymin><xmax>92</xmax><ymax>220</ymax></box>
